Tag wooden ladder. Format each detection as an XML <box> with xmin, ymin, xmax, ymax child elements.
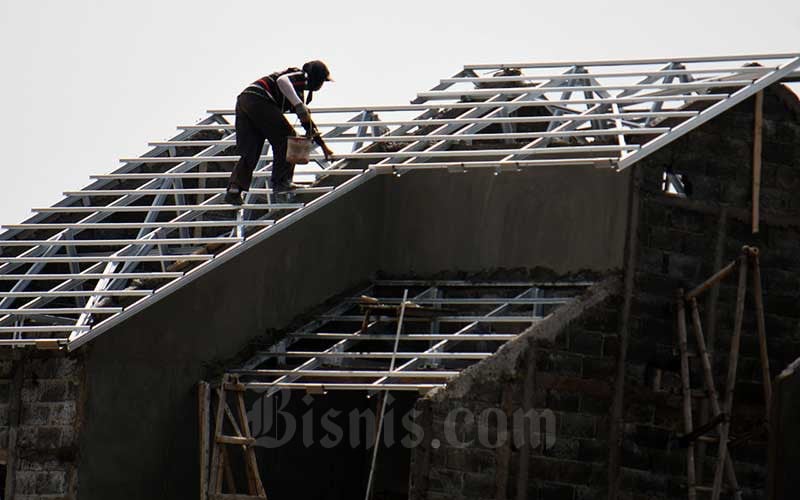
<box><xmin>199</xmin><ymin>374</ymin><xmax>267</xmax><ymax>500</ymax></box>
<box><xmin>675</xmin><ymin>246</ymin><xmax>772</xmax><ymax>500</ymax></box>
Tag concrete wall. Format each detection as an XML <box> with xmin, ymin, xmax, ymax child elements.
<box><xmin>70</xmin><ymin>161</ymin><xmax>631</xmax><ymax>498</ymax></box>
<box><xmin>78</xmin><ymin>179</ymin><xmax>385</xmax><ymax>500</ymax></box>
<box><xmin>379</xmin><ymin>166</ymin><xmax>630</xmax><ymax>276</ymax></box>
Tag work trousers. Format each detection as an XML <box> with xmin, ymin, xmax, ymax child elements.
<box><xmin>228</xmin><ymin>92</ymin><xmax>297</xmax><ymax>192</ymax></box>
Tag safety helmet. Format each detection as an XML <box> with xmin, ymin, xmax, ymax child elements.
<box><xmin>303</xmin><ymin>60</ymin><xmax>333</xmax><ymax>91</ymax></box>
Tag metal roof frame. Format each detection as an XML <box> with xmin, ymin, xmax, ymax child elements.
<box><xmin>0</xmin><ymin>53</ymin><xmax>797</xmax><ymax>349</ymax></box>
<box><xmin>230</xmin><ymin>280</ymin><xmax>589</xmax><ymax>393</ymax></box>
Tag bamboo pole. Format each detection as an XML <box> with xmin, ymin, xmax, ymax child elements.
<box><xmin>199</xmin><ymin>382</ymin><xmax>211</xmax><ymax>500</ymax></box>
<box><xmin>752</xmin><ymin>91</ymin><xmax>764</xmax><ymax>234</ymax></box>
<box><xmin>749</xmin><ymin>249</ymin><xmax>773</xmax><ymax>415</ymax></box>
<box><xmin>686</xmin><ymin>260</ymin><xmax>738</xmax><ymax>300</ymax></box>
<box><xmin>686</xmin><ymin>258</ymin><xmax>752</xmax><ymax>500</ymax></box>
<box><xmin>676</xmin><ymin>291</ymin><xmax>697</xmax><ymax>500</ymax></box>
<box><xmin>688</xmin><ymin>297</ymin><xmax>742</xmax><ymax>495</ymax></box>
<box><xmin>688</xmin><ymin>298</ymin><xmax>723</xmax><ymax>418</ymax></box>
<box><xmin>698</xmin><ymin>206</ymin><xmax>728</xmax><ymax>485</ymax></box>
<box><xmin>364</xmin><ymin>289</ymin><xmax>409</xmax><ymax>500</ymax></box>
<box><xmin>711</xmin><ymin>256</ymin><xmax>748</xmax><ymax>500</ymax></box>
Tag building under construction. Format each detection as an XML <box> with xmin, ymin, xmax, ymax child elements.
<box><xmin>0</xmin><ymin>53</ymin><xmax>799</xmax><ymax>500</ymax></box>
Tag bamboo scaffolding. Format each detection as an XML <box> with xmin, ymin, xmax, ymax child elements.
<box><xmin>675</xmin><ymin>247</ymin><xmax>774</xmax><ymax>499</ymax></box>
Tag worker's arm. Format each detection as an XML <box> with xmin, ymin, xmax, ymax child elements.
<box><xmin>277</xmin><ymin>74</ymin><xmax>314</xmax><ymax>129</ymax></box>
<box><xmin>277</xmin><ymin>73</ymin><xmax>313</xmax><ymax>128</ymax></box>
<box><xmin>276</xmin><ymin>73</ymin><xmax>305</xmax><ymax>109</ymax></box>
<box><xmin>310</xmin><ymin>130</ymin><xmax>335</xmax><ymax>161</ymax></box>
<box><xmin>277</xmin><ymin>74</ymin><xmax>334</xmax><ymax>161</ymax></box>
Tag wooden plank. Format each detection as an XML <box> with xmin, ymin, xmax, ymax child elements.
<box><xmin>34</xmin><ymin>339</ymin><xmax>62</xmax><ymax>350</ymax></box>
<box><xmin>230</xmin><ymin>392</ymin><xmax>256</xmax><ymax>496</ymax></box>
<box><xmin>236</xmin><ymin>390</ymin><xmax>267</xmax><ymax>498</ymax></box>
<box><xmin>223</xmin><ymin>382</ymin><xmax>247</xmax><ymax>392</ymax></box>
<box><xmin>199</xmin><ymin>382</ymin><xmax>211</xmax><ymax>500</ymax></box>
<box><xmin>216</xmin><ymin>435</ymin><xmax>255</xmax><ymax>446</ymax></box>
<box><xmin>208</xmin><ymin>385</ymin><xmax>228</xmax><ymax>495</ymax></box>
<box><xmin>209</xmin><ymin>494</ymin><xmax>267</xmax><ymax>500</ymax></box>
<box><xmin>752</xmin><ymin>91</ymin><xmax>764</xmax><ymax>234</ymax></box>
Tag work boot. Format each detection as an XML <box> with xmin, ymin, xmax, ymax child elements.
<box><xmin>269</xmin><ymin>179</ymin><xmax>302</xmax><ymax>191</ymax></box>
<box><xmin>224</xmin><ymin>188</ymin><xmax>243</xmax><ymax>206</ymax></box>
<box><xmin>272</xmin><ymin>183</ymin><xmax>294</xmax><ymax>203</ymax></box>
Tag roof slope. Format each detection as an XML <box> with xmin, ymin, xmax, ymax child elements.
<box><xmin>0</xmin><ymin>52</ymin><xmax>797</xmax><ymax>350</ymax></box>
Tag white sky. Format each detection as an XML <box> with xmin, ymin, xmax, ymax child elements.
<box><xmin>0</xmin><ymin>0</ymin><xmax>798</xmax><ymax>225</ymax></box>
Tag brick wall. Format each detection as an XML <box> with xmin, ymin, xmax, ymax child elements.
<box><xmin>0</xmin><ymin>351</ymin><xmax>83</xmax><ymax>499</ymax></box>
<box><xmin>622</xmin><ymin>85</ymin><xmax>800</xmax><ymax>499</ymax></box>
<box><xmin>409</xmin><ymin>83</ymin><xmax>800</xmax><ymax>500</ymax></box>
<box><xmin>409</xmin><ymin>278</ymin><xmax>622</xmax><ymax>500</ymax></box>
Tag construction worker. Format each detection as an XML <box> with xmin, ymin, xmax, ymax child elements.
<box><xmin>225</xmin><ymin>60</ymin><xmax>335</xmax><ymax>205</ymax></box>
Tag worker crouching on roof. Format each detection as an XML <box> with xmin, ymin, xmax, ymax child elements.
<box><xmin>225</xmin><ymin>60</ymin><xmax>335</xmax><ymax>205</ymax></box>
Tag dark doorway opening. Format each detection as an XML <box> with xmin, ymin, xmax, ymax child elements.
<box><xmin>249</xmin><ymin>390</ymin><xmax>417</xmax><ymax>500</ymax></box>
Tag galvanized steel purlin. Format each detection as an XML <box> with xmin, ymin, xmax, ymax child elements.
<box><xmin>230</xmin><ymin>281</ymin><xmax>590</xmax><ymax>392</ymax></box>
<box><xmin>369</xmin><ymin>287</ymin><xmax>538</xmax><ymax>389</ymax></box>
<box><xmin>175</xmin><ymin>110</ymin><xmax>703</xmax><ymax>130</ymax></box>
<box><xmin>0</xmin><ymin>115</ymin><xmax>236</xmax><ymax>342</ymax></box>
<box><xmin>70</xmin><ymin>132</ymin><xmax>245</xmax><ymax>336</ymax></box>
<box><xmin>374</xmin><ymin>68</ymin><xmax>590</xmax><ymax>171</ymax></box>
<box><xmin>616</xmin><ymin>55</ymin><xmax>800</xmax><ymax>168</ymax></box>
<box><xmin>0</xmin><ymin>53</ymin><xmax>795</xmax><ymax>348</ymax></box>
<box><xmin>462</xmin><ymin>52</ymin><xmax>800</xmax><ymax>70</ymax></box>
<box><xmin>257</xmin><ymin>285</ymin><xmax>439</xmax><ymax>398</ymax></box>
<box><xmin>0</xmin><ymin>115</ymin><xmax>224</xmax><ymax>290</ymax></box>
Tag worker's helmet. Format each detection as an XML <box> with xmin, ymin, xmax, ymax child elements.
<box><xmin>303</xmin><ymin>60</ymin><xmax>333</xmax><ymax>91</ymax></box>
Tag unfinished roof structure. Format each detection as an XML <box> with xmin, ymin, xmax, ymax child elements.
<box><xmin>230</xmin><ymin>280</ymin><xmax>590</xmax><ymax>393</ymax></box>
<box><xmin>1</xmin><ymin>52</ymin><xmax>800</xmax><ymax>500</ymax></box>
<box><xmin>1</xmin><ymin>53</ymin><xmax>797</xmax><ymax>351</ymax></box>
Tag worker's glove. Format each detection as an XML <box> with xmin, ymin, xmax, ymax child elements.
<box><xmin>295</xmin><ymin>103</ymin><xmax>311</xmax><ymax>125</ymax></box>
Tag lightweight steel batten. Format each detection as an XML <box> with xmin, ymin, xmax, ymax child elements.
<box><xmin>228</xmin><ymin>281</ymin><xmax>589</xmax><ymax>393</ymax></box>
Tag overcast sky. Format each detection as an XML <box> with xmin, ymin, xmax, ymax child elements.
<box><xmin>0</xmin><ymin>0</ymin><xmax>798</xmax><ymax>225</ymax></box>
